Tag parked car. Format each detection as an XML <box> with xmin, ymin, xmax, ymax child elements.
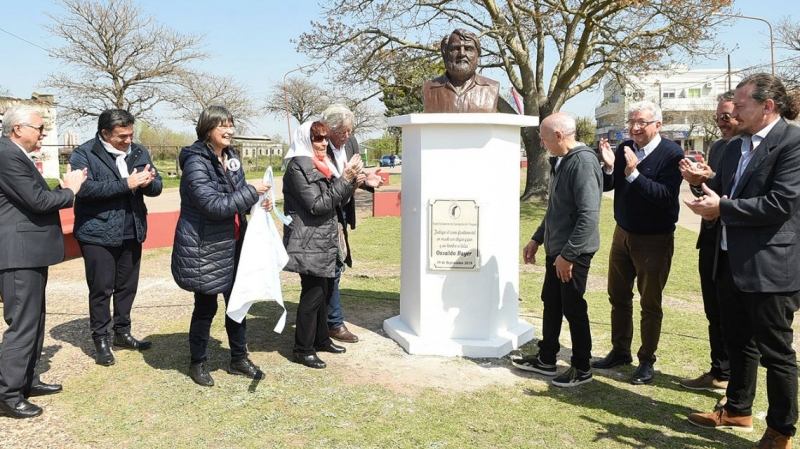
<box><xmin>379</xmin><ymin>155</ymin><xmax>402</xmax><ymax>167</ymax></box>
<box><xmin>684</xmin><ymin>150</ymin><xmax>705</xmax><ymax>164</ymax></box>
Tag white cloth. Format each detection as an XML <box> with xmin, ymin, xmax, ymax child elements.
<box><xmin>283</xmin><ymin>121</ymin><xmax>314</xmax><ymax>161</ymax></box>
<box><xmin>226</xmin><ymin>167</ymin><xmax>290</xmax><ymax>331</ymax></box>
<box><xmin>100</xmin><ymin>138</ymin><xmax>130</xmax><ymax>178</ymax></box>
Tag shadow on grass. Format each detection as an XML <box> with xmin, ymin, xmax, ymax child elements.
<box><xmin>50</xmin><ymin>317</ymin><xmax>94</xmax><ymax>359</ymax></box>
<box><xmin>501</xmin><ymin>350</ymin><xmax>754</xmax><ymax>448</ymax></box>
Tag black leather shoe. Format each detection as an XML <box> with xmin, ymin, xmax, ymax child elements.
<box><xmin>28</xmin><ymin>382</ymin><xmax>62</xmax><ymax>397</ymax></box>
<box><xmin>591</xmin><ymin>350</ymin><xmax>633</xmax><ymax>369</ymax></box>
<box><xmin>94</xmin><ymin>338</ymin><xmax>115</xmax><ymax>366</ymax></box>
<box><xmin>293</xmin><ymin>353</ymin><xmax>326</xmax><ymax>369</ymax></box>
<box><xmin>229</xmin><ymin>358</ymin><xmax>265</xmax><ymax>379</ymax></box>
<box><xmin>631</xmin><ymin>363</ymin><xmax>655</xmax><ymax>385</ymax></box>
<box><xmin>113</xmin><ymin>332</ymin><xmax>152</xmax><ymax>351</ymax></box>
<box><xmin>189</xmin><ymin>362</ymin><xmax>214</xmax><ymax>387</ymax></box>
<box><xmin>315</xmin><ymin>343</ymin><xmax>346</xmax><ymax>354</ymax></box>
<box><xmin>0</xmin><ymin>399</ymin><xmax>43</xmax><ymax>419</ymax></box>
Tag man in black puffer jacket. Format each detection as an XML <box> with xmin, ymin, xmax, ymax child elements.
<box><xmin>70</xmin><ymin>109</ymin><xmax>162</xmax><ymax>366</ymax></box>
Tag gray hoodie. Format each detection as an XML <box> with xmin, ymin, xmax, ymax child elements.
<box><xmin>532</xmin><ymin>145</ymin><xmax>602</xmax><ymax>261</ymax></box>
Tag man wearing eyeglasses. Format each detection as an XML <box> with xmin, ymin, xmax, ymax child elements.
<box><xmin>676</xmin><ymin>91</ymin><xmax>739</xmax><ymax>403</ymax></box>
<box><xmin>592</xmin><ymin>100</ymin><xmax>684</xmax><ymax>386</ymax></box>
<box><xmin>69</xmin><ymin>109</ymin><xmax>162</xmax><ymax>366</ymax></box>
<box><xmin>0</xmin><ymin>104</ymin><xmax>87</xmax><ymax>418</ymax></box>
<box><xmin>685</xmin><ymin>73</ymin><xmax>800</xmax><ymax>449</ymax></box>
<box><xmin>321</xmin><ymin>105</ymin><xmax>383</xmax><ymax>344</ymax></box>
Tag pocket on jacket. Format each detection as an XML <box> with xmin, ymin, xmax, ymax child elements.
<box><xmin>758</xmin><ymin>232</ymin><xmax>796</xmax><ymax>246</ymax></box>
<box><xmin>17</xmin><ymin>222</ymin><xmax>46</xmax><ymax>232</ymax></box>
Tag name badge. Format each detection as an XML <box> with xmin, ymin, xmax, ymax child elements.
<box><xmin>226</xmin><ymin>158</ymin><xmax>241</xmax><ymax>172</ymax></box>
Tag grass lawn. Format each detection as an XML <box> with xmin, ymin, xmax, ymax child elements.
<box><xmin>36</xmin><ymin>193</ymin><xmax>776</xmax><ymax>448</ymax></box>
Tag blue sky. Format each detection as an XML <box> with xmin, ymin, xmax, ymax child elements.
<box><xmin>1</xmin><ymin>1</ymin><xmax>795</xmax><ymax>142</ymax></box>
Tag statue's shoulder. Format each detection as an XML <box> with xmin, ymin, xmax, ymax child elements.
<box><xmin>474</xmin><ymin>73</ymin><xmax>500</xmax><ymax>88</ymax></box>
<box><xmin>424</xmin><ymin>75</ymin><xmax>449</xmax><ymax>90</ymax></box>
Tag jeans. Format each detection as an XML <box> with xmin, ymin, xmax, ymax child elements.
<box><xmin>327</xmin><ymin>264</ymin><xmax>345</xmax><ymax>330</ymax></box>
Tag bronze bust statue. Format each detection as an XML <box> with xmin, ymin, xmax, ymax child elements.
<box><xmin>422</xmin><ymin>29</ymin><xmax>500</xmax><ymax>113</ymax></box>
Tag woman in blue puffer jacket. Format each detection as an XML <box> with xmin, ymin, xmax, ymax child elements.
<box><xmin>171</xmin><ymin>105</ymin><xmax>271</xmax><ymax>387</ymax></box>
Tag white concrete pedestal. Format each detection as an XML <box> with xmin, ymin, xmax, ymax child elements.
<box><xmin>383</xmin><ymin>113</ymin><xmax>538</xmax><ymax>358</ymax></box>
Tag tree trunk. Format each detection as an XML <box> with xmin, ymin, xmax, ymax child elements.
<box><xmin>520</xmin><ymin>125</ymin><xmax>549</xmax><ymax>200</ymax></box>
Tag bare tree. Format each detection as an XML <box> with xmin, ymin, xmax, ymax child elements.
<box><xmin>776</xmin><ymin>17</ymin><xmax>800</xmax><ymax>90</ymax></box>
<box><xmin>263</xmin><ymin>77</ymin><xmax>329</xmax><ymax>127</ymax></box>
<box><xmin>171</xmin><ymin>72</ymin><xmax>260</xmax><ymax>133</ymax></box>
<box><xmin>296</xmin><ymin>0</ymin><xmax>732</xmax><ymax>198</ymax></box>
<box><xmin>43</xmin><ymin>0</ymin><xmax>206</xmax><ymax>125</ymax></box>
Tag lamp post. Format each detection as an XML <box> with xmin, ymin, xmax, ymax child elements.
<box><xmin>283</xmin><ymin>64</ymin><xmax>315</xmax><ymax>145</ymax></box>
<box><xmin>713</xmin><ymin>12</ymin><xmax>775</xmax><ymax>75</ymax></box>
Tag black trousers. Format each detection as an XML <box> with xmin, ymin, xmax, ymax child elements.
<box><xmin>698</xmin><ymin>240</ymin><xmax>729</xmax><ymax>380</ymax></box>
<box><xmin>79</xmin><ymin>240</ymin><xmax>142</xmax><ymax>341</ymax></box>
<box><xmin>717</xmin><ymin>251</ymin><xmax>799</xmax><ymax>436</ymax></box>
<box><xmin>537</xmin><ymin>253</ymin><xmax>594</xmax><ymax>372</ymax></box>
<box><xmin>295</xmin><ymin>274</ymin><xmax>334</xmax><ymax>355</ymax></box>
<box><xmin>0</xmin><ymin>267</ymin><xmax>47</xmax><ymax>406</ymax></box>
<box><xmin>189</xmin><ymin>292</ymin><xmax>247</xmax><ymax>364</ymax></box>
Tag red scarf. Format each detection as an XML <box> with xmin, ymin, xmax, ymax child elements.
<box><xmin>312</xmin><ymin>154</ymin><xmax>332</xmax><ymax>178</ymax></box>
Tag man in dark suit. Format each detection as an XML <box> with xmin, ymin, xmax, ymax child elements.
<box><xmin>686</xmin><ymin>73</ymin><xmax>800</xmax><ymax>449</ymax></box>
<box><xmin>70</xmin><ymin>109</ymin><xmax>162</xmax><ymax>366</ymax></box>
<box><xmin>321</xmin><ymin>105</ymin><xmax>383</xmax><ymax>343</ymax></box>
<box><xmin>593</xmin><ymin>100</ymin><xmax>685</xmax><ymax>385</ymax></box>
<box><xmin>0</xmin><ymin>104</ymin><xmax>86</xmax><ymax>418</ymax></box>
<box><xmin>677</xmin><ymin>91</ymin><xmax>739</xmax><ymax>401</ymax></box>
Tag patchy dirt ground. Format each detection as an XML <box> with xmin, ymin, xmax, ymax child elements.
<box><xmin>0</xmin><ymin>188</ymin><xmax>532</xmax><ymax>447</ymax></box>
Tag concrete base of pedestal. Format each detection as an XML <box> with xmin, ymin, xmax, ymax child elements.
<box><xmin>383</xmin><ymin>315</ymin><xmax>535</xmax><ymax>358</ymax></box>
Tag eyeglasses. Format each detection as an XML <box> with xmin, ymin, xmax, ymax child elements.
<box><xmin>626</xmin><ymin>120</ymin><xmax>657</xmax><ymax>129</ymax></box>
<box><xmin>713</xmin><ymin>113</ymin><xmax>732</xmax><ymax>123</ymax></box>
<box><xmin>22</xmin><ymin>124</ymin><xmax>46</xmax><ymax>134</ymax></box>
<box><xmin>217</xmin><ymin>126</ymin><xmax>235</xmax><ymax>132</ymax></box>
<box><xmin>311</xmin><ymin>135</ymin><xmax>329</xmax><ymax>143</ymax></box>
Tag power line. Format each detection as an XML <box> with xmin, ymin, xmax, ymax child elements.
<box><xmin>0</xmin><ymin>27</ymin><xmax>53</xmax><ymax>55</ymax></box>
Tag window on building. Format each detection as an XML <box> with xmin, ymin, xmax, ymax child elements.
<box><xmin>688</xmin><ymin>88</ymin><xmax>701</xmax><ymax>98</ymax></box>
<box><xmin>662</xmin><ymin>90</ymin><xmax>676</xmax><ymax>99</ymax></box>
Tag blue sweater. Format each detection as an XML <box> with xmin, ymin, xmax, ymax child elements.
<box><xmin>603</xmin><ymin>139</ymin><xmax>684</xmax><ymax>234</ymax></box>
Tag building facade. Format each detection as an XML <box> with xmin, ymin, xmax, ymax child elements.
<box><xmin>595</xmin><ymin>67</ymin><xmax>742</xmax><ymax>152</ymax></box>
<box><xmin>0</xmin><ymin>92</ymin><xmax>60</xmax><ymax>178</ymax></box>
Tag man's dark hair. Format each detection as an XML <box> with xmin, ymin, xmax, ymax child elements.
<box><xmin>717</xmin><ymin>90</ymin><xmax>735</xmax><ymax>102</ymax></box>
<box><xmin>737</xmin><ymin>73</ymin><xmax>800</xmax><ymax>120</ymax></box>
<box><xmin>97</xmin><ymin>109</ymin><xmax>135</xmax><ymax>134</ymax></box>
<box><xmin>440</xmin><ymin>28</ymin><xmax>481</xmax><ymax>60</ymax></box>
<box><xmin>195</xmin><ymin>105</ymin><xmax>234</xmax><ymax>141</ymax></box>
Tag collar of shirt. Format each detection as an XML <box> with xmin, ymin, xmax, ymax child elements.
<box><xmin>749</xmin><ymin>116</ymin><xmax>782</xmax><ymax>151</ymax></box>
<box><xmin>328</xmin><ymin>142</ymin><xmax>346</xmax><ymax>177</ymax></box>
<box><xmin>633</xmin><ymin>133</ymin><xmax>662</xmax><ymax>159</ymax></box>
<box><xmin>10</xmin><ymin>139</ymin><xmax>35</xmax><ymax>162</ymax></box>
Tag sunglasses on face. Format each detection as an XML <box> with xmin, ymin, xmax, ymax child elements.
<box><xmin>714</xmin><ymin>113</ymin><xmax>732</xmax><ymax>123</ymax></box>
<box><xmin>311</xmin><ymin>135</ymin><xmax>329</xmax><ymax>143</ymax></box>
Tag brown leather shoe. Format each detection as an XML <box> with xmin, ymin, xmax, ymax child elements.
<box><xmin>329</xmin><ymin>325</ymin><xmax>359</xmax><ymax>343</ymax></box>
<box><xmin>688</xmin><ymin>407</ymin><xmax>753</xmax><ymax>431</ymax></box>
<box><xmin>753</xmin><ymin>427</ymin><xmax>792</xmax><ymax>449</ymax></box>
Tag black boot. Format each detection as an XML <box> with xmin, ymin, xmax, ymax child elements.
<box><xmin>94</xmin><ymin>337</ymin><xmax>115</xmax><ymax>366</ymax></box>
<box><xmin>189</xmin><ymin>362</ymin><xmax>214</xmax><ymax>387</ymax></box>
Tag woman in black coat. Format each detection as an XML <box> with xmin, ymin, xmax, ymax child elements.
<box><xmin>282</xmin><ymin>121</ymin><xmax>362</xmax><ymax>369</ymax></box>
<box><xmin>171</xmin><ymin>105</ymin><xmax>271</xmax><ymax>386</ymax></box>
